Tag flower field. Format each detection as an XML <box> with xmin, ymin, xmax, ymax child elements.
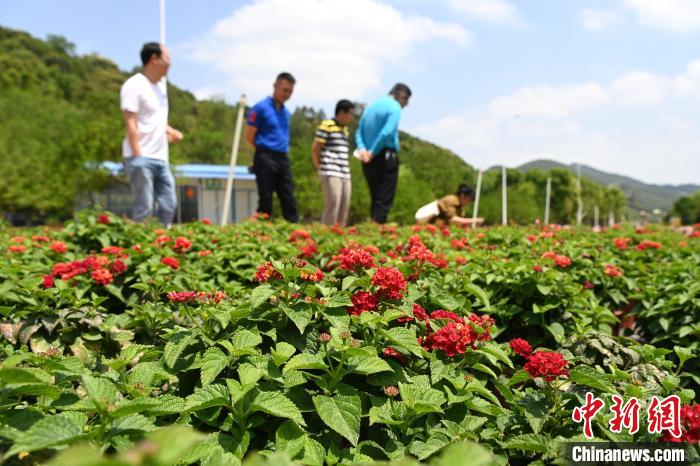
<box><xmin>1</xmin><ymin>213</ymin><xmax>699</xmax><ymax>466</ymax></box>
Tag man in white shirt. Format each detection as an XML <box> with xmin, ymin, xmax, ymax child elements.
<box><xmin>121</xmin><ymin>42</ymin><xmax>183</xmax><ymax>226</ymax></box>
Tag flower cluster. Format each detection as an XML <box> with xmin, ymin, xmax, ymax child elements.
<box><xmin>254</xmin><ymin>262</ymin><xmax>283</xmax><ymax>283</ymax></box>
<box><xmin>42</xmin><ymin>254</ymin><xmax>126</xmax><ymax>287</ymax></box>
<box><xmin>161</xmin><ymin>256</ymin><xmax>180</xmax><ymax>270</ymax></box>
<box><xmin>509</xmin><ymin>338</ymin><xmax>533</xmax><ymax>358</ymax></box>
<box><xmin>167</xmin><ymin>290</ymin><xmax>227</xmax><ymax>304</ymax></box>
<box><xmin>542</xmin><ymin>251</ymin><xmax>571</xmax><ymax>268</ymax></box>
<box><xmin>382</xmin><ymin>347</ymin><xmax>408</xmax><ymax>365</ymax></box>
<box><xmin>635</xmin><ymin>239</ymin><xmax>661</xmax><ymax>251</ymax></box>
<box><xmin>49</xmin><ymin>241</ymin><xmax>68</xmax><ymax>254</ymax></box>
<box><xmin>604</xmin><ymin>264</ymin><xmax>623</xmax><ymax>277</ymax></box>
<box><xmin>174</xmin><ymin>236</ymin><xmax>192</xmax><ymax>254</ymax></box>
<box><xmin>613</xmin><ymin>237</ymin><xmax>631</xmax><ymax>250</ymax></box>
<box><xmin>371</xmin><ymin>266</ymin><xmax>407</xmax><ymax>300</ymax></box>
<box><xmin>662</xmin><ymin>404</ymin><xmax>700</xmax><ymax>443</ymax></box>
<box><xmin>289</xmin><ymin>230</ymin><xmax>317</xmax><ymax>259</ymax></box>
<box><xmin>523</xmin><ymin>351</ymin><xmax>569</xmax><ymax>381</ymax></box>
<box><xmin>333</xmin><ymin>243</ymin><xmax>377</xmax><ymax>271</ymax></box>
<box><xmin>397</xmin><ymin>236</ymin><xmax>447</xmax><ymax>269</ymax></box>
<box><xmin>420</xmin><ymin>311</ymin><xmax>494</xmax><ymax>357</ymax></box>
<box><xmin>347</xmin><ymin>291</ymin><xmax>379</xmax><ymax>316</ymax></box>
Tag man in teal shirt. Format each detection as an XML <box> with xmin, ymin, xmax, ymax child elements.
<box><xmin>356</xmin><ymin>83</ymin><xmax>411</xmax><ymax>223</ymax></box>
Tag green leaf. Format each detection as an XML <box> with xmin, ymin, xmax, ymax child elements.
<box><xmin>237</xmin><ymin>363</ymin><xmax>262</xmax><ymax>387</ymax></box>
<box><xmin>674</xmin><ymin>346</ymin><xmax>695</xmax><ymax>366</ymax></box>
<box><xmin>547</xmin><ymin>322</ymin><xmax>565</xmax><ymax>344</ymax></box>
<box><xmin>231</xmin><ymin>329</ymin><xmax>263</xmax><ymax>350</ymax></box>
<box><xmin>464</xmin><ymin>283</ymin><xmax>491</xmax><ymax>311</ymax></box>
<box><xmin>281</xmin><ymin>304</ymin><xmax>312</xmax><ymax>334</ymax></box>
<box><xmin>312</xmin><ymin>394</ymin><xmax>362</xmax><ymax>446</ymax></box>
<box><xmin>478</xmin><ymin>343</ymin><xmax>514</xmax><ymax>369</ymax></box>
<box><xmin>146</xmin><ymin>426</ymin><xmax>206</xmax><ymax>465</ymax></box>
<box><xmin>272</xmin><ymin>342</ymin><xmax>297</xmax><ymax>366</ymax></box>
<box><xmin>472</xmin><ymin>363</ymin><xmax>498</xmax><ymax>379</ymax></box>
<box><xmin>110</xmin><ymin>398</ymin><xmax>162</xmax><ymax>418</ymax></box>
<box><xmin>283</xmin><ymin>353</ymin><xmax>327</xmax><ymax>373</ymax></box>
<box><xmin>275</xmin><ymin>420</ymin><xmax>306</xmax><ymax>459</ymax></box>
<box><xmin>7</xmin><ymin>412</ymin><xmax>87</xmax><ymax>456</ymax></box>
<box><xmin>324</xmin><ymin>293</ymin><xmax>353</xmax><ymax>308</ymax></box>
<box><xmin>81</xmin><ymin>374</ymin><xmax>118</xmax><ymax>411</ymax></box>
<box><xmin>302</xmin><ymin>437</ymin><xmax>326</xmax><ymax>466</ymax></box>
<box><xmin>399</xmin><ymin>383</ymin><xmax>445</xmax><ymax>414</ymax></box>
<box><xmin>163</xmin><ymin>331</ymin><xmax>197</xmax><ymax>369</ymax></box>
<box><xmin>382</xmin><ymin>327</ymin><xmax>424</xmax><ymax>356</ymax></box>
<box><xmin>346</xmin><ymin>354</ymin><xmax>393</xmax><ymax>375</ymax></box>
<box><xmin>250</xmin><ymin>390</ymin><xmax>305</xmax><ymax>426</ymax></box>
<box><xmin>501</xmin><ymin>433</ymin><xmax>551</xmax><ymax>453</ymax></box>
<box><xmin>520</xmin><ymin>396</ymin><xmax>548</xmax><ymax>434</ymax></box>
<box><xmin>186</xmin><ymin>384</ymin><xmax>230</xmax><ymax>412</ymax></box>
<box><xmin>0</xmin><ymin>367</ymin><xmax>52</xmax><ymax>385</ymax></box>
<box><xmin>341</xmin><ymin>276</ymin><xmax>357</xmax><ymax>291</ymax></box>
<box><xmin>569</xmin><ymin>367</ymin><xmax>616</xmax><ymax>394</ymax></box>
<box><xmin>250</xmin><ymin>284</ymin><xmax>274</xmax><ymax>309</ymax></box>
<box><xmin>509</xmin><ymin>369</ymin><xmax>533</xmax><ymax>386</ymax></box>
<box><xmin>466</xmin><ymin>380</ymin><xmax>502</xmax><ymax>407</ymax></box>
<box><xmin>536</xmin><ymin>284</ymin><xmax>551</xmax><ymax>296</ymax></box>
<box><xmin>433</xmin><ymin>441</ymin><xmax>494</xmax><ymax>466</ymax></box>
<box><xmin>200</xmin><ymin>347</ymin><xmax>230</xmax><ymax>385</ymax></box>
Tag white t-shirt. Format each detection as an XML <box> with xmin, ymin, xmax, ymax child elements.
<box><xmin>120</xmin><ymin>73</ymin><xmax>169</xmax><ymax>161</ymax></box>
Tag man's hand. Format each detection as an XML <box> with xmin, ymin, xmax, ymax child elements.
<box><xmin>167</xmin><ymin>127</ymin><xmax>184</xmax><ymax>144</ymax></box>
<box><xmin>358</xmin><ymin>149</ymin><xmax>373</xmax><ymax>163</ymax></box>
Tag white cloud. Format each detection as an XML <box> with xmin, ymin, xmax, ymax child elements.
<box><xmin>580</xmin><ymin>9</ymin><xmax>618</xmax><ymax>31</ymax></box>
<box><xmin>673</xmin><ymin>60</ymin><xmax>700</xmax><ymax>97</ymax></box>
<box><xmin>193</xmin><ymin>86</ymin><xmax>227</xmax><ymax>102</ymax></box>
<box><xmin>609</xmin><ymin>71</ymin><xmax>670</xmax><ymax>105</ymax></box>
<box><xmin>623</xmin><ymin>0</ymin><xmax>700</xmax><ymax>32</ymax></box>
<box><xmin>488</xmin><ymin>83</ymin><xmax>607</xmax><ymax>118</ymax></box>
<box><xmin>182</xmin><ymin>0</ymin><xmax>470</xmax><ymax>104</ymax></box>
<box><xmin>412</xmin><ymin>60</ymin><xmax>700</xmax><ymax>183</ymax></box>
<box><xmin>447</xmin><ymin>0</ymin><xmax>521</xmax><ymax>25</ymax></box>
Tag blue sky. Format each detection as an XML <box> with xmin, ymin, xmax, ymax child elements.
<box><xmin>3</xmin><ymin>0</ymin><xmax>700</xmax><ymax>184</ymax></box>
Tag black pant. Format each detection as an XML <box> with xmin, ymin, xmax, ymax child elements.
<box><xmin>362</xmin><ymin>149</ymin><xmax>399</xmax><ymax>224</ymax></box>
<box><xmin>253</xmin><ymin>148</ymin><xmax>299</xmax><ymax>222</ymax></box>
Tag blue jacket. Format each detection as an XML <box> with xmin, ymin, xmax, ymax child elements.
<box><xmin>356</xmin><ymin>95</ymin><xmax>402</xmax><ymax>155</ymax></box>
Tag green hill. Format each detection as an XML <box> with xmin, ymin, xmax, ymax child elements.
<box><xmin>0</xmin><ymin>26</ymin><xmax>626</xmax><ymax>225</ymax></box>
<box><xmin>518</xmin><ymin>159</ymin><xmax>699</xmax><ymax>213</ymax></box>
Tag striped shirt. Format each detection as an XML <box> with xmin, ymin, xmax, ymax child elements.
<box><xmin>315</xmin><ymin>119</ymin><xmax>351</xmax><ymax>179</ymax></box>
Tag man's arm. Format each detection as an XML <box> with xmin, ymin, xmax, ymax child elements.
<box><xmin>368</xmin><ymin>106</ymin><xmax>401</xmax><ymax>155</ymax></box>
<box><xmin>123</xmin><ymin>111</ymin><xmax>141</xmax><ymax>156</ymax></box>
<box><xmin>311</xmin><ymin>140</ymin><xmax>323</xmax><ymax>171</ymax></box>
<box><xmin>167</xmin><ymin>125</ymin><xmax>184</xmax><ymax>144</ymax></box>
<box><xmin>245</xmin><ymin>126</ymin><xmax>258</xmax><ymax>148</ymax></box>
<box><xmin>450</xmin><ymin>216</ymin><xmax>484</xmax><ymax>226</ymax></box>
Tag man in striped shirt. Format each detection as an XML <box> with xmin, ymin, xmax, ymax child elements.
<box><xmin>312</xmin><ymin>100</ymin><xmax>356</xmax><ymax>226</ymax></box>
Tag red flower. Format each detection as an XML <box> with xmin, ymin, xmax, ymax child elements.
<box><xmin>333</xmin><ymin>243</ymin><xmax>376</xmax><ymax>271</ymax></box>
<box><xmin>161</xmin><ymin>256</ymin><xmax>180</xmax><ymax>270</ymax></box>
<box><xmin>661</xmin><ymin>404</ymin><xmax>700</xmax><ymax>443</ymax></box>
<box><xmin>198</xmin><ymin>249</ymin><xmax>212</xmax><ymax>257</ymax></box>
<box><xmin>32</xmin><ymin>235</ymin><xmax>50</xmax><ymax>243</ymax></box>
<box><xmin>613</xmin><ymin>237</ymin><xmax>629</xmax><ymax>250</ymax></box>
<box><xmin>132</xmin><ymin>244</ymin><xmax>142</xmax><ymax>253</ymax></box>
<box><xmin>10</xmin><ymin>236</ymin><xmax>26</xmax><ymax>243</ymax></box>
<box><xmin>300</xmin><ymin>268</ymin><xmax>324</xmax><ymax>283</ymax></box>
<box><xmin>532</xmin><ymin>265</ymin><xmax>543</xmax><ymax>272</ymax></box>
<box><xmin>168</xmin><ymin>291</ymin><xmax>197</xmax><ymax>303</ymax></box>
<box><xmin>347</xmin><ymin>291</ymin><xmax>379</xmax><ymax>316</ymax></box>
<box><xmin>413</xmin><ymin>304</ymin><xmax>429</xmax><ymax>322</ymax></box>
<box><xmin>91</xmin><ymin>268</ymin><xmax>113</xmax><ymax>285</ymax></box>
<box><xmin>101</xmin><ymin>246</ymin><xmax>124</xmax><ymax>255</ymax></box>
<box><xmin>635</xmin><ymin>240</ymin><xmax>661</xmax><ymax>251</ymax></box>
<box><xmin>541</xmin><ymin>251</ymin><xmax>556</xmax><ymax>259</ymax></box>
<box><xmin>8</xmin><ymin>245</ymin><xmax>26</xmax><ymax>253</ymax></box>
<box><xmin>604</xmin><ymin>265</ymin><xmax>623</xmax><ymax>277</ymax></box>
<box><xmin>451</xmin><ymin>238</ymin><xmax>468</xmax><ymax>250</ymax></box>
<box><xmin>98</xmin><ymin>214</ymin><xmax>110</xmax><ymax>224</ymax></box>
<box><xmin>583</xmin><ymin>280</ymin><xmax>595</xmax><ymax>290</ymax></box>
<box><xmin>254</xmin><ymin>262</ymin><xmax>282</xmax><ymax>283</ymax></box>
<box><xmin>201</xmin><ymin>218</ymin><xmax>212</xmax><ymax>224</ymax></box>
<box><xmin>527</xmin><ymin>235</ymin><xmax>537</xmax><ymax>242</ymax></box>
<box><xmin>289</xmin><ymin>230</ymin><xmax>311</xmax><ymax>242</ymax></box>
<box><xmin>154</xmin><ymin>235</ymin><xmax>172</xmax><ymax>246</ymax></box>
<box><xmin>553</xmin><ymin>255</ymin><xmax>572</xmax><ymax>268</ymax></box>
<box><xmin>174</xmin><ymin>237</ymin><xmax>192</xmax><ymax>253</ymax></box>
<box><xmin>41</xmin><ymin>274</ymin><xmax>55</xmax><ymax>288</ymax></box>
<box><xmin>524</xmin><ymin>351</ymin><xmax>569</xmax><ymax>381</ymax></box>
<box><xmin>421</xmin><ymin>312</ymin><xmax>494</xmax><ymax>357</ymax></box>
<box><xmin>509</xmin><ymin>338</ymin><xmax>533</xmax><ymax>358</ymax></box>
<box><xmin>109</xmin><ymin>259</ymin><xmax>127</xmax><ymax>275</ymax></box>
<box><xmin>371</xmin><ymin>266</ymin><xmax>407</xmax><ymax>300</ymax></box>
<box><xmin>429</xmin><ymin>309</ymin><xmax>462</xmax><ymax>323</ymax></box>
<box><xmin>298</xmin><ymin>241</ymin><xmax>317</xmax><ymax>259</ymax></box>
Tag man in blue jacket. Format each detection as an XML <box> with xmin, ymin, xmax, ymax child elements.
<box><xmin>245</xmin><ymin>72</ymin><xmax>298</xmax><ymax>222</ymax></box>
<box><xmin>356</xmin><ymin>83</ymin><xmax>411</xmax><ymax>224</ymax></box>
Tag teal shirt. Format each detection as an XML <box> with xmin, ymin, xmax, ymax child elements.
<box><xmin>356</xmin><ymin>95</ymin><xmax>402</xmax><ymax>155</ymax></box>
